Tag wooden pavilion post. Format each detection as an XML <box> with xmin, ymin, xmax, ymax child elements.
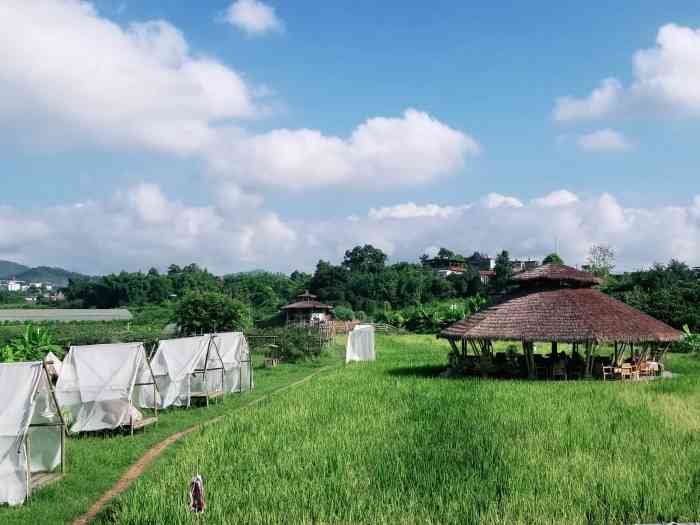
<box><xmin>523</xmin><ymin>341</ymin><xmax>536</xmax><ymax>379</ymax></box>
<box><xmin>551</xmin><ymin>341</ymin><xmax>558</xmax><ymax>359</ymax></box>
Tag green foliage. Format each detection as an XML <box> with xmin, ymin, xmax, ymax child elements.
<box><xmin>175</xmin><ymin>291</ymin><xmax>252</xmax><ymax>335</ymax></box>
<box><xmin>0</xmin><ymin>324</ymin><xmax>62</xmax><ymax>363</ymax></box>
<box><xmin>672</xmin><ymin>324</ymin><xmax>700</xmax><ymax>354</ymax></box>
<box><xmin>542</xmin><ymin>252</ymin><xmax>564</xmax><ymax>265</ymax></box>
<box><xmin>333</xmin><ymin>305</ymin><xmax>355</xmax><ymax>321</ymax></box>
<box><xmin>309</xmin><ymin>246</ymin><xmax>483</xmax><ymax>316</ymax></box>
<box><xmin>342</xmin><ymin>244</ymin><xmax>388</xmax><ymax>273</ymax></box>
<box><xmin>223</xmin><ymin>271</ymin><xmax>304</xmax><ymax>322</ymax></box>
<box><xmin>493</xmin><ymin>250</ymin><xmax>512</xmax><ymax>291</ymax></box>
<box><xmin>603</xmin><ymin>260</ymin><xmax>700</xmax><ymax>330</ymax></box>
<box><xmin>375</xmin><ymin>295</ymin><xmax>486</xmax><ymax>333</ymax></box>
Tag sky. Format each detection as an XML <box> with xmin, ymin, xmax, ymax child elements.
<box><xmin>1</xmin><ymin>0</ymin><xmax>700</xmax><ymax>275</ymax></box>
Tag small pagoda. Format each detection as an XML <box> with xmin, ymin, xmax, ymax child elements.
<box><xmin>439</xmin><ymin>264</ymin><xmax>682</xmax><ymax>379</ymax></box>
<box><xmin>281</xmin><ymin>291</ymin><xmax>333</xmax><ymax>324</ymax></box>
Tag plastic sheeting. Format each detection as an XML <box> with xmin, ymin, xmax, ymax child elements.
<box><xmin>141</xmin><ymin>336</ymin><xmax>224</xmax><ymax>409</ymax></box>
<box><xmin>345</xmin><ymin>324</ymin><xmax>376</xmax><ymax>363</ymax></box>
<box><xmin>0</xmin><ymin>362</ymin><xmax>62</xmax><ymax>506</ymax></box>
<box><xmin>44</xmin><ymin>351</ymin><xmax>62</xmax><ymax>379</ymax></box>
<box><xmin>213</xmin><ymin>332</ymin><xmax>254</xmax><ymax>393</ymax></box>
<box><xmin>56</xmin><ymin>343</ymin><xmax>153</xmax><ymax>433</ymax></box>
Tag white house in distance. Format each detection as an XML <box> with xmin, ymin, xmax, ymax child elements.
<box><xmin>7</xmin><ymin>280</ymin><xmax>22</xmax><ymax>292</ymax></box>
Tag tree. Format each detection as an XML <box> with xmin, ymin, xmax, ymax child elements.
<box><xmin>493</xmin><ymin>250</ymin><xmax>512</xmax><ymax>291</ymax></box>
<box><xmin>175</xmin><ymin>291</ymin><xmax>252</xmax><ymax>335</ymax></box>
<box><xmin>436</xmin><ymin>247</ymin><xmax>455</xmax><ymax>259</ymax></box>
<box><xmin>341</xmin><ymin>245</ymin><xmax>387</xmax><ymax>273</ymax></box>
<box><xmin>586</xmin><ymin>244</ymin><xmax>615</xmax><ymax>277</ymax></box>
<box><xmin>542</xmin><ymin>253</ymin><xmax>564</xmax><ymax>265</ymax></box>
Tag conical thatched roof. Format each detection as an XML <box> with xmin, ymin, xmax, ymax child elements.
<box><xmin>512</xmin><ymin>263</ymin><xmax>602</xmax><ymax>286</ymax></box>
<box><xmin>442</xmin><ymin>264</ymin><xmax>681</xmax><ymax>344</ymax></box>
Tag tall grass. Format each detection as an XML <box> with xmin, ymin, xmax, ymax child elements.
<box><xmin>0</xmin><ymin>353</ymin><xmax>337</xmax><ymax>524</ymax></box>
<box><xmin>99</xmin><ymin>335</ymin><xmax>700</xmax><ymax>524</ymax></box>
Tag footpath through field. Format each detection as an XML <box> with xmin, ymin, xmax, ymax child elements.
<box><xmin>72</xmin><ymin>366</ymin><xmax>333</xmax><ymax>525</ymax></box>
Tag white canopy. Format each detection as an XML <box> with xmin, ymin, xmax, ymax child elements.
<box><xmin>141</xmin><ymin>336</ymin><xmax>224</xmax><ymax>409</ymax></box>
<box><xmin>56</xmin><ymin>343</ymin><xmax>154</xmax><ymax>433</ymax></box>
<box><xmin>345</xmin><ymin>324</ymin><xmax>376</xmax><ymax>363</ymax></box>
<box><xmin>213</xmin><ymin>332</ymin><xmax>253</xmax><ymax>393</ymax></box>
<box><xmin>0</xmin><ymin>362</ymin><xmax>63</xmax><ymax>506</ymax></box>
<box><xmin>44</xmin><ymin>351</ymin><xmax>62</xmax><ymax>379</ymax></box>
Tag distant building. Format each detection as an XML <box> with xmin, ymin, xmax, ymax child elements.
<box><xmin>7</xmin><ymin>280</ymin><xmax>22</xmax><ymax>292</ymax></box>
<box><xmin>511</xmin><ymin>258</ymin><xmax>540</xmax><ymax>273</ymax></box>
<box><xmin>281</xmin><ymin>291</ymin><xmax>334</xmax><ymax>324</ymax></box>
<box><xmin>479</xmin><ymin>270</ymin><xmax>496</xmax><ymax>285</ymax></box>
<box><xmin>423</xmin><ymin>251</ymin><xmax>495</xmax><ymax>277</ymax></box>
<box><xmin>465</xmin><ymin>252</ymin><xmax>496</xmax><ymax>271</ymax></box>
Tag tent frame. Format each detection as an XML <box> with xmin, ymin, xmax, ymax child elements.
<box><xmin>129</xmin><ymin>343</ymin><xmax>160</xmax><ymax>435</ymax></box>
<box><xmin>189</xmin><ymin>335</ymin><xmax>226</xmax><ymax>407</ymax></box>
<box><xmin>18</xmin><ymin>361</ymin><xmax>67</xmax><ymax>499</ymax></box>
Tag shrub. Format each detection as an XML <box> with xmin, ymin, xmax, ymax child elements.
<box><xmin>247</xmin><ymin>326</ymin><xmax>327</xmax><ymax>361</ymax></box>
<box><xmin>175</xmin><ymin>291</ymin><xmax>252</xmax><ymax>335</ymax></box>
<box><xmin>333</xmin><ymin>305</ymin><xmax>355</xmax><ymax>321</ymax></box>
<box><xmin>672</xmin><ymin>325</ymin><xmax>700</xmax><ymax>354</ymax></box>
<box><xmin>0</xmin><ymin>324</ymin><xmax>62</xmax><ymax>363</ymax></box>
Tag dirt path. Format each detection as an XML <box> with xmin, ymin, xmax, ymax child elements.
<box><xmin>72</xmin><ymin>367</ymin><xmax>331</xmax><ymax>525</ymax></box>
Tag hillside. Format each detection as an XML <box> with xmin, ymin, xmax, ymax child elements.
<box><xmin>0</xmin><ymin>260</ymin><xmax>87</xmax><ymax>287</ymax></box>
<box><xmin>16</xmin><ymin>266</ymin><xmax>87</xmax><ymax>287</ymax></box>
<box><xmin>0</xmin><ymin>260</ymin><xmax>30</xmax><ymax>279</ymax></box>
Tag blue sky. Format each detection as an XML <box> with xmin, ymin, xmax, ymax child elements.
<box><xmin>1</xmin><ymin>1</ymin><xmax>699</xmax><ymax>274</ymax></box>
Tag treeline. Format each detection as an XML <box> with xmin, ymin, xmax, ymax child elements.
<box><xmin>603</xmin><ymin>260</ymin><xmax>700</xmax><ymax>331</ymax></box>
<box><xmin>62</xmin><ymin>246</ymin><xmax>484</xmax><ymax>322</ymax></box>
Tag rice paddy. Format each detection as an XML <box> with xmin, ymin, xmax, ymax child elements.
<box><xmin>96</xmin><ymin>335</ymin><xmax>700</xmax><ymax>524</ymax></box>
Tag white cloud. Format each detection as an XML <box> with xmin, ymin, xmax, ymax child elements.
<box><xmin>207</xmin><ymin>108</ymin><xmax>481</xmax><ymax>190</ymax></box>
<box><xmin>554</xmin><ymin>78</ymin><xmax>623</xmax><ymax>122</ymax></box>
<box><xmin>480</xmin><ymin>193</ymin><xmax>524</xmax><ymax>209</ymax></box>
<box><xmin>0</xmin><ymin>1</ymin><xmax>478</xmax><ymax>192</ymax></box>
<box><xmin>0</xmin><ymin>1</ymin><xmax>259</xmax><ymax>156</ymax></box>
<box><xmin>223</xmin><ymin>0</ymin><xmax>283</xmax><ymax>36</ymax></box>
<box><xmin>576</xmin><ymin>129</ymin><xmax>633</xmax><ymax>153</ymax></box>
<box><xmin>368</xmin><ymin>202</ymin><xmax>467</xmax><ymax>220</ymax></box>
<box><xmin>531</xmin><ymin>190</ymin><xmax>579</xmax><ymax>207</ymax></box>
<box><xmin>2</xmin><ymin>190</ymin><xmax>700</xmax><ymax>273</ymax></box>
<box><xmin>554</xmin><ymin>24</ymin><xmax>700</xmax><ymax>122</ymax></box>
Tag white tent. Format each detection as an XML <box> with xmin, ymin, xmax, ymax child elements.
<box><xmin>56</xmin><ymin>343</ymin><xmax>158</xmax><ymax>434</ymax></box>
<box><xmin>0</xmin><ymin>361</ymin><xmax>65</xmax><ymax>506</ymax></box>
<box><xmin>213</xmin><ymin>332</ymin><xmax>253</xmax><ymax>393</ymax></box>
<box><xmin>44</xmin><ymin>351</ymin><xmax>62</xmax><ymax>380</ymax></box>
<box><xmin>345</xmin><ymin>324</ymin><xmax>376</xmax><ymax>363</ymax></box>
<box><xmin>141</xmin><ymin>335</ymin><xmax>225</xmax><ymax>409</ymax></box>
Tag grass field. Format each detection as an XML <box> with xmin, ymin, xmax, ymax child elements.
<box><xmin>93</xmin><ymin>335</ymin><xmax>700</xmax><ymax>525</ymax></box>
<box><xmin>0</xmin><ymin>353</ymin><xmax>338</xmax><ymax>525</ymax></box>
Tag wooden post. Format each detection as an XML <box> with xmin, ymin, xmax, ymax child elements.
<box><xmin>523</xmin><ymin>341</ymin><xmax>535</xmax><ymax>379</ymax></box>
<box><xmin>551</xmin><ymin>341</ymin><xmax>558</xmax><ymax>359</ymax></box>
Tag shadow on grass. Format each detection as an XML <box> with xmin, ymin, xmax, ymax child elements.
<box><xmin>386</xmin><ymin>365</ymin><xmax>448</xmax><ymax>378</ymax></box>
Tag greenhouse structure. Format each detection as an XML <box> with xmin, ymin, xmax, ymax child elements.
<box><xmin>0</xmin><ymin>361</ymin><xmax>65</xmax><ymax>506</ymax></box>
<box><xmin>142</xmin><ymin>335</ymin><xmax>225</xmax><ymax>409</ymax></box>
<box><xmin>56</xmin><ymin>343</ymin><xmax>158</xmax><ymax>434</ymax></box>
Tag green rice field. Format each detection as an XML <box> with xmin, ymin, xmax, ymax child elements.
<box><xmin>95</xmin><ymin>335</ymin><xmax>700</xmax><ymax>524</ymax></box>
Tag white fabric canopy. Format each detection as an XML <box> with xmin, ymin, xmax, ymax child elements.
<box><xmin>213</xmin><ymin>332</ymin><xmax>253</xmax><ymax>393</ymax></box>
<box><xmin>44</xmin><ymin>351</ymin><xmax>62</xmax><ymax>378</ymax></box>
<box><xmin>345</xmin><ymin>324</ymin><xmax>376</xmax><ymax>363</ymax></box>
<box><xmin>56</xmin><ymin>343</ymin><xmax>153</xmax><ymax>433</ymax></box>
<box><xmin>0</xmin><ymin>362</ymin><xmax>62</xmax><ymax>506</ymax></box>
<box><xmin>141</xmin><ymin>336</ymin><xmax>223</xmax><ymax>409</ymax></box>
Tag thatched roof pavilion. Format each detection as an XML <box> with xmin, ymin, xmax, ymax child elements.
<box><xmin>282</xmin><ymin>291</ymin><xmax>333</xmax><ymax>323</ymax></box>
<box><xmin>440</xmin><ymin>264</ymin><xmax>682</xmax><ymax>379</ymax></box>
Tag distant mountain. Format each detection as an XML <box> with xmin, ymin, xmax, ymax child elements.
<box><xmin>0</xmin><ymin>260</ymin><xmax>30</xmax><ymax>279</ymax></box>
<box><xmin>0</xmin><ymin>260</ymin><xmax>88</xmax><ymax>287</ymax></box>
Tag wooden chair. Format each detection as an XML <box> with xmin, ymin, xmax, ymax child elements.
<box><xmin>638</xmin><ymin>361</ymin><xmax>652</xmax><ymax>378</ymax></box>
<box><xmin>551</xmin><ymin>361</ymin><xmax>567</xmax><ymax>380</ymax></box>
<box><xmin>602</xmin><ymin>365</ymin><xmax>616</xmax><ymax>381</ymax></box>
<box><xmin>620</xmin><ymin>363</ymin><xmax>639</xmax><ymax>381</ymax></box>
